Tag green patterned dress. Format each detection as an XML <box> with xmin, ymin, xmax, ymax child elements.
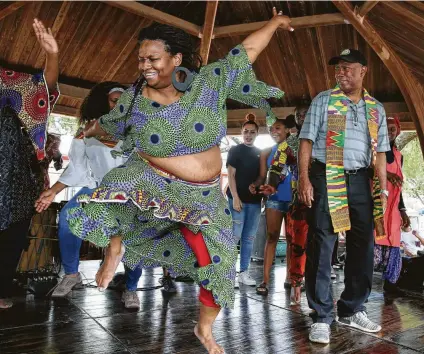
<box><xmin>67</xmin><ymin>45</ymin><xmax>284</xmax><ymax>308</ymax></box>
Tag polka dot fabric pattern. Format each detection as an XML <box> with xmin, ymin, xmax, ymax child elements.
<box><xmin>98</xmin><ymin>45</ymin><xmax>284</xmax><ymax>158</ymax></box>
<box><xmin>67</xmin><ymin>154</ymin><xmax>237</xmax><ymax>308</ymax></box>
<box><xmin>0</xmin><ymin>67</ymin><xmax>59</xmax><ymax>160</ymax></box>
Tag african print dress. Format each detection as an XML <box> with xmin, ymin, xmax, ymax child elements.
<box><xmin>0</xmin><ymin>67</ymin><xmax>59</xmax><ymax>231</ymax></box>
<box><xmin>67</xmin><ymin>45</ymin><xmax>284</xmax><ymax>308</ymax></box>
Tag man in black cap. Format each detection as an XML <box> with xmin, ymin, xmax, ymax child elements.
<box><xmin>298</xmin><ymin>49</ymin><xmax>390</xmax><ymax>344</ymax></box>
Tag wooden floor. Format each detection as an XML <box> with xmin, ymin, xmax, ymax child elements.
<box><xmin>1</xmin><ymin>259</ymin><xmax>424</xmax><ymax>354</ymax></box>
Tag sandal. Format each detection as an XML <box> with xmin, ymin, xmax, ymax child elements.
<box><xmin>256</xmin><ymin>282</ymin><xmax>269</xmax><ymax>296</ymax></box>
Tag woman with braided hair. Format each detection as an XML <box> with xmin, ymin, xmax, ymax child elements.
<box><xmin>63</xmin><ymin>9</ymin><xmax>293</xmax><ymax>353</ymax></box>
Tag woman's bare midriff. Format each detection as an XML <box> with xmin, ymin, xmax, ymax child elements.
<box><xmin>138</xmin><ymin>145</ymin><xmax>222</xmax><ymax>182</ymax></box>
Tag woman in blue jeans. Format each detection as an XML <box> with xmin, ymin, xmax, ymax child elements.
<box><xmin>35</xmin><ymin>82</ymin><xmax>151</xmax><ymax>308</ymax></box>
<box><xmin>227</xmin><ymin>114</ymin><xmax>262</xmax><ymax>287</ymax></box>
<box><xmin>250</xmin><ymin>118</ymin><xmax>295</xmax><ymax>295</ymax></box>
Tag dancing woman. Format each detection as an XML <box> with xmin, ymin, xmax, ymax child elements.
<box><xmin>65</xmin><ymin>9</ymin><xmax>292</xmax><ymax>353</ymax></box>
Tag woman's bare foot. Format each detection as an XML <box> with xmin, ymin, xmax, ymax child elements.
<box><xmin>290</xmin><ymin>286</ymin><xmax>301</xmax><ymax>305</ymax></box>
<box><xmin>0</xmin><ymin>298</ymin><xmax>13</xmax><ymax>309</ymax></box>
<box><xmin>194</xmin><ymin>324</ymin><xmax>224</xmax><ymax>354</ymax></box>
<box><xmin>95</xmin><ymin>243</ymin><xmax>125</xmax><ymax>291</ymax></box>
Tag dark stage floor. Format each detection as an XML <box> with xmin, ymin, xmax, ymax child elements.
<box><xmin>1</xmin><ymin>260</ymin><xmax>424</xmax><ymax>354</ymax></box>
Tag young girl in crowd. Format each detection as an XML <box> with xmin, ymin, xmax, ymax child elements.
<box><xmin>250</xmin><ymin>118</ymin><xmax>296</xmax><ymax>295</ymax></box>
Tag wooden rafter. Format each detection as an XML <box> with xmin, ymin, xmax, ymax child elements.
<box><xmin>213</xmin><ymin>13</ymin><xmax>347</xmax><ymax>39</ymax></box>
<box><xmin>58</xmin><ymin>83</ymin><xmax>90</xmax><ymax>100</ymax></box>
<box><xmin>199</xmin><ymin>1</ymin><xmax>219</xmax><ymax>65</ymax></box>
<box><xmin>0</xmin><ymin>2</ymin><xmax>25</xmax><ymax>21</ymax></box>
<box><xmin>358</xmin><ymin>1</ymin><xmax>379</xmax><ymax>18</ymax></box>
<box><xmin>104</xmin><ymin>1</ymin><xmax>201</xmax><ymax>37</ymax></box>
<box><xmin>332</xmin><ymin>1</ymin><xmax>424</xmax><ymax>154</ymax></box>
<box><xmin>381</xmin><ymin>1</ymin><xmax>424</xmax><ymax>28</ymax></box>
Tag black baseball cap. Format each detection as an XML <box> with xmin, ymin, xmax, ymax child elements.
<box><xmin>328</xmin><ymin>49</ymin><xmax>367</xmax><ymax>66</ymax></box>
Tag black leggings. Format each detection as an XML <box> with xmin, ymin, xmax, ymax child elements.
<box><xmin>0</xmin><ymin>220</ymin><xmax>31</xmax><ymax>298</ymax></box>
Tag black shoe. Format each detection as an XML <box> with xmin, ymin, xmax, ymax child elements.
<box><xmin>383</xmin><ymin>280</ymin><xmax>403</xmax><ymax>296</ymax></box>
<box><xmin>159</xmin><ymin>276</ymin><xmax>177</xmax><ymax>293</ymax></box>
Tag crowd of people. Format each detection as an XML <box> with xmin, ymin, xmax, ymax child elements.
<box><xmin>0</xmin><ymin>8</ymin><xmax>421</xmax><ymax>353</ymax></box>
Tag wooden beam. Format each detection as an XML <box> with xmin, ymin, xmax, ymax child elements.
<box><xmin>0</xmin><ymin>2</ymin><xmax>26</xmax><ymax>21</ymax></box>
<box><xmin>400</xmin><ymin>122</ymin><xmax>416</xmax><ymax>131</ymax></box>
<box><xmin>381</xmin><ymin>1</ymin><xmax>424</xmax><ymax>28</ymax></box>
<box><xmin>332</xmin><ymin>1</ymin><xmax>424</xmax><ymax>155</ymax></box>
<box><xmin>104</xmin><ymin>1</ymin><xmax>201</xmax><ymax>38</ymax></box>
<box><xmin>358</xmin><ymin>1</ymin><xmax>379</xmax><ymax>17</ymax></box>
<box><xmin>213</xmin><ymin>13</ymin><xmax>347</xmax><ymax>39</ymax></box>
<box><xmin>199</xmin><ymin>1</ymin><xmax>219</xmax><ymax>65</ymax></box>
<box><xmin>53</xmin><ymin>104</ymin><xmax>78</xmax><ymax>117</ymax></box>
<box><xmin>58</xmin><ymin>83</ymin><xmax>90</xmax><ymax>100</ymax></box>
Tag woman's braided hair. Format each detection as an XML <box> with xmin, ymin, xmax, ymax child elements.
<box><xmin>137</xmin><ymin>23</ymin><xmax>203</xmax><ymax>73</ymax></box>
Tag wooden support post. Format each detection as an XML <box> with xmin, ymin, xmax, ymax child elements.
<box><xmin>332</xmin><ymin>1</ymin><xmax>424</xmax><ymax>155</ymax></box>
<box><xmin>199</xmin><ymin>1</ymin><xmax>218</xmax><ymax>65</ymax></box>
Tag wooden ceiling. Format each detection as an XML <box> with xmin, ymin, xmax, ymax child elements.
<box><xmin>1</xmin><ymin>1</ymin><xmax>423</xmax><ymax>138</ymax></box>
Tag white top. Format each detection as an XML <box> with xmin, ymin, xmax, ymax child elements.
<box><xmin>59</xmin><ymin>138</ymin><xmax>127</xmax><ymax>189</ymax></box>
<box><xmin>401</xmin><ymin>231</ymin><xmax>424</xmax><ymax>256</ymax></box>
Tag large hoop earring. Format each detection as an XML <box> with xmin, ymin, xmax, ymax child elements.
<box><xmin>172</xmin><ymin>66</ymin><xmax>194</xmax><ymax>92</ymax></box>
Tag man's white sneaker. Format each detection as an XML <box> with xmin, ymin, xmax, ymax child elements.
<box><xmin>238</xmin><ymin>271</ymin><xmax>256</xmax><ymax>286</ymax></box>
<box><xmin>309</xmin><ymin>323</ymin><xmax>330</xmax><ymax>344</ymax></box>
<box><xmin>337</xmin><ymin>311</ymin><xmax>382</xmax><ymax>333</ymax></box>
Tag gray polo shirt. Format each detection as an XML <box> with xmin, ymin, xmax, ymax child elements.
<box><xmin>299</xmin><ymin>89</ymin><xmax>390</xmax><ymax>170</ymax></box>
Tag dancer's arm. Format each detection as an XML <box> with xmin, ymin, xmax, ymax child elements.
<box><xmin>33</xmin><ymin>18</ymin><xmax>59</xmax><ymax>91</ymax></box>
<box><xmin>242</xmin><ymin>7</ymin><xmax>293</xmax><ymax>64</ymax></box>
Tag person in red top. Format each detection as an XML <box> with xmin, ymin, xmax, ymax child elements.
<box><xmin>374</xmin><ymin>116</ymin><xmax>410</xmax><ymax>293</ymax></box>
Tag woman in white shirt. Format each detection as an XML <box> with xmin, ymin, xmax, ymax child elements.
<box><xmin>35</xmin><ymin>82</ymin><xmax>146</xmax><ymax>308</ymax></box>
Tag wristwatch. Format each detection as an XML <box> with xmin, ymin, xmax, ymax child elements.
<box><xmin>381</xmin><ymin>189</ymin><xmax>389</xmax><ymax>197</ymax></box>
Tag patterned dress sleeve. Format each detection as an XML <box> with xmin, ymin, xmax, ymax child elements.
<box><xmin>0</xmin><ymin>67</ymin><xmax>60</xmax><ymax>160</ymax></box>
<box><xmin>98</xmin><ymin>87</ymin><xmax>136</xmax><ymax>154</ymax></box>
<box><xmin>203</xmin><ymin>45</ymin><xmax>284</xmax><ymax>124</ymax></box>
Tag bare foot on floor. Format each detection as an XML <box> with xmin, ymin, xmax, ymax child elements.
<box><xmin>95</xmin><ymin>244</ymin><xmax>125</xmax><ymax>291</ymax></box>
<box><xmin>290</xmin><ymin>286</ymin><xmax>301</xmax><ymax>305</ymax></box>
<box><xmin>0</xmin><ymin>298</ymin><xmax>13</xmax><ymax>309</ymax></box>
<box><xmin>194</xmin><ymin>324</ymin><xmax>224</xmax><ymax>354</ymax></box>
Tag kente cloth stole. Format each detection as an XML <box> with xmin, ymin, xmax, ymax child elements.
<box><xmin>269</xmin><ymin>141</ymin><xmax>296</xmax><ymax>184</ymax></box>
<box><xmin>326</xmin><ymin>86</ymin><xmax>385</xmax><ymax>239</ymax></box>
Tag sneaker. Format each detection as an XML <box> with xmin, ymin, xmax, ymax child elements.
<box><xmin>238</xmin><ymin>272</ymin><xmax>256</xmax><ymax>286</ymax></box>
<box><xmin>159</xmin><ymin>275</ymin><xmax>177</xmax><ymax>293</ymax></box>
<box><xmin>309</xmin><ymin>323</ymin><xmax>330</xmax><ymax>344</ymax></box>
<box><xmin>121</xmin><ymin>290</ymin><xmax>140</xmax><ymax>309</ymax></box>
<box><xmin>234</xmin><ymin>274</ymin><xmax>240</xmax><ymax>289</ymax></box>
<box><xmin>337</xmin><ymin>311</ymin><xmax>382</xmax><ymax>333</ymax></box>
<box><xmin>52</xmin><ymin>273</ymin><xmax>83</xmax><ymax>297</ymax></box>
<box><xmin>331</xmin><ymin>268</ymin><xmax>337</xmax><ymax>279</ymax></box>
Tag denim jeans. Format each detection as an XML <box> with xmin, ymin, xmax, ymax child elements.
<box><xmin>228</xmin><ymin>198</ymin><xmax>261</xmax><ymax>272</ymax></box>
<box><xmin>59</xmin><ymin>187</ymin><xmax>142</xmax><ymax>290</ymax></box>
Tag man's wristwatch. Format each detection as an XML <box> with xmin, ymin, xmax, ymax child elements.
<box><xmin>381</xmin><ymin>189</ymin><xmax>389</xmax><ymax>197</ymax></box>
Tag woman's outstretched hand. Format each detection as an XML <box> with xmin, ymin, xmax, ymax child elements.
<box><xmin>271</xmin><ymin>7</ymin><xmax>294</xmax><ymax>32</ymax></box>
<box><xmin>33</xmin><ymin>18</ymin><xmax>58</xmax><ymax>55</ymax></box>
